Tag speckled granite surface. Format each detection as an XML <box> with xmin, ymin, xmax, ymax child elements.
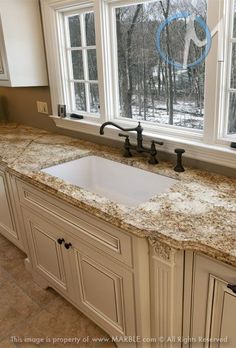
<box><xmin>1</xmin><ymin>123</ymin><xmax>236</xmax><ymax>267</ymax></box>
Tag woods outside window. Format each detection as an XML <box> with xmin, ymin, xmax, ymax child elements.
<box><xmin>113</xmin><ymin>1</ymin><xmax>207</xmax><ymax>131</ymax></box>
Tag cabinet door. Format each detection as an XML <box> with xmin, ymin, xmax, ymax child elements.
<box><xmin>68</xmin><ymin>237</ymin><xmax>136</xmax><ymax>339</ymax></box>
<box><xmin>0</xmin><ymin>170</ymin><xmax>17</xmax><ymax>239</ymax></box>
<box><xmin>0</xmin><ymin>17</ymin><xmax>9</xmax><ymax>81</ymax></box>
<box><xmin>188</xmin><ymin>254</ymin><xmax>236</xmax><ymax>348</ymax></box>
<box><xmin>22</xmin><ymin>209</ymin><xmax>74</xmax><ymax>300</ymax></box>
<box><xmin>209</xmin><ymin>277</ymin><xmax>236</xmax><ymax>348</ymax></box>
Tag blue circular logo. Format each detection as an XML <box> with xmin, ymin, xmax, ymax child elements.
<box><xmin>156</xmin><ymin>12</ymin><xmax>212</xmax><ymax>68</ymax></box>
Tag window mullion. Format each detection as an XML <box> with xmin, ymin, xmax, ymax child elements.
<box><xmin>80</xmin><ymin>13</ymin><xmax>90</xmax><ymax>113</ymax></box>
<box><xmin>203</xmin><ymin>0</ymin><xmax>224</xmax><ymax>144</ymax></box>
<box><xmin>64</xmin><ymin>14</ymin><xmax>76</xmax><ymax>112</ymax></box>
<box><xmin>93</xmin><ymin>0</ymin><xmax>114</xmax><ymax>122</ymax></box>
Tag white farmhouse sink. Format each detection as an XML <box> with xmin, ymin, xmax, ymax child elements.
<box><xmin>41</xmin><ymin>156</ymin><xmax>177</xmax><ymax>207</ymax></box>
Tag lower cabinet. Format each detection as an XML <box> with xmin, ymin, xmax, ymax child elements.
<box><xmin>0</xmin><ymin>167</ymin><xmax>24</xmax><ymax>249</ymax></box>
<box><xmin>22</xmin><ymin>210</ymin><xmax>75</xmax><ymax>301</ymax></box>
<box><xmin>68</xmin><ymin>235</ymin><xmax>136</xmax><ymax>337</ymax></box>
<box><xmin>22</xmin><ymin>208</ymin><xmax>137</xmax><ymax>341</ymax></box>
<box><xmin>15</xmin><ymin>177</ymin><xmax>236</xmax><ymax>348</ymax></box>
<box><xmin>184</xmin><ymin>253</ymin><xmax>236</xmax><ymax>348</ymax></box>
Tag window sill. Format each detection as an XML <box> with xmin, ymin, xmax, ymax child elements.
<box><xmin>51</xmin><ymin>116</ymin><xmax>236</xmax><ymax>169</ymax></box>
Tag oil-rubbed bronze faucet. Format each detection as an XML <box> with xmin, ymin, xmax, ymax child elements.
<box><xmin>99</xmin><ymin>121</ymin><xmax>163</xmax><ymax>164</ymax></box>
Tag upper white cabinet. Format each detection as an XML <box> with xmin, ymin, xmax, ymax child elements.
<box><xmin>0</xmin><ymin>0</ymin><xmax>48</xmax><ymax>87</ymax></box>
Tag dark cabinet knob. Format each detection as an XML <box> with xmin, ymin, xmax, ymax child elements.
<box><xmin>64</xmin><ymin>242</ymin><xmax>72</xmax><ymax>250</ymax></box>
<box><xmin>57</xmin><ymin>238</ymin><xmax>65</xmax><ymax>245</ymax></box>
<box><xmin>227</xmin><ymin>284</ymin><xmax>236</xmax><ymax>294</ymax></box>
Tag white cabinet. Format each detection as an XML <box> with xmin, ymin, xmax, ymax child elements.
<box><xmin>210</xmin><ymin>278</ymin><xmax>236</xmax><ymax>348</ymax></box>
<box><xmin>184</xmin><ymin>253</ymin><xmax>236</xmax><ymax>348</ymax></box>
<box><xmin>22</xmin><ymin>209</ymin><xmax>75</xmax><ymax>301</ymax></box>
<box><xmin>69</xmin><ymin>235</ymin><xmax>136</xmax><ymax>337</ymax></box>
<box><xmin>149</xmin><ymin>243</ymin><xmax>184</xmax><ymax>348</ymax></box>
<box><xmin>0</xmin><ymin>167</ymin><xmax>24</xmax><ymax>250</ymax></box>
<box><xmin>0</xmin><ymin>0</ymin><xmax>48</xmax><ymax>87</ymax></box>
<box><xmin>0</xmin><ymin>170</ymin><xmax>14</xmax><ymax>232</ymax></box>
<box><xmin>16</xmin><ymin>179</ymin><xmax>150</xmax><ymax>346</ymax></box>
<box><xmin>12</xmin><ymin>174</ymin><xmax>236</xmax><ymax>347</ymax></box>
<box><xmin>22</xmin><ymin>208</ymin><xmax>137</xmax><ymax>339</ymax></box>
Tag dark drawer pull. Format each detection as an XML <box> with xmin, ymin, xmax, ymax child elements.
<box><xmin>64</xmin><ymin>242</ymin><xmax>72</xmax><ymax>250</ymax></box>
<box><xmin>57</xmin><ymin>238</ymin><xmax>65</xmax><ymax>245</ymax></box>
<box><xmin>227</xmin><ymin>284</ymin><xmax>236</xmax><ymax>294</ymax></box>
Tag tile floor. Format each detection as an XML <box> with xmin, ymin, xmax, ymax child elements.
<box><xmin>0</xmin><ymin>234</ymin><xmax>116</xmax><ymax>347</ymax></box>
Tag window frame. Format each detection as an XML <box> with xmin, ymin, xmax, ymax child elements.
<box><xmin>107</xmin><ymin>0</ymin><xmax>206</xmax><ymax>141</ymax></box>
<box><xmin>218</xmin><ymin>0</ymin><xmax>236</xmax><ymax>142</ymax></box>
<box><xmin>64</xmin><ymin>9</ymin><xmax>100</xmax><ymax>116</ymax></box>
<box><xmin>59</xmin><ymin>6</ymin><xmax>102</xmax><ymax>120</ymax></box>
<box><xmin>41</xmin><ymin>0</ymin><xmax>236</xmax><ymax>169</ymax></box>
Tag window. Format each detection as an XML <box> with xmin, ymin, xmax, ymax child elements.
<box><xmin>64</xmin><ymin>10</ymin><xmax>100</xmax><ymax>116</ymax></box>
<box><xmin>114</xmin><ymin>1</ymin><xmax>207</xmax><ymax>130</ymax></box>
<box><xmin>41</xmin><ymin>0</ymin><xmax>236</xmax><ymax>169</ymax></box>
<box><xmin>226</xmin><ymin>0</ymin><xmax>236</xmax><ymax>135</ymax></box>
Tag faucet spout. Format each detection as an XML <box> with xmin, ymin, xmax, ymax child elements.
<box><xmin>100</xmin><ymin>122</ymin><xmax>126</xmax><ymax>135</ymax></box>
<box><xmin>99</xmin><ymin>121</ymin><xmax>143</xmax><ymax>135</ymax></box>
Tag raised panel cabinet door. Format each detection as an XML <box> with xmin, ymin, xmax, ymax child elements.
<box><xmin>22</xmin><ymin>209</ymin><xmax>74</xmax><ymax>299</ymax></box>
<box><xmin>206</xmin><ymin>277</ymin><xmax>236</xmax><ymax>348</ymax></box>
<box><xmin>68</xmin><ymin>238</ymin><xmax>136</xmax><ymax>340</ymax></box>
<box><xmin>188</xmin><ymin>254</ymin><xmax>236</xmax><ymax>348</ymax></box>
<box><xmin>0</xmin><ymin>171</ymin><xmax>16</xmax><ymax>237</ymax></box>
<box><xmin>220</xmin><ymin>289</ymin><xmax>236</xmax><ymax>348</ymax></box>
<box><xmin>0</xmin><ymin>17</ymin><xmax>8</xmax><ymax>81</ymax></box>
<box><xmin>0</xmin><ymin>0</ymin><xmax>47</xmax><ymax>86</ymax></box>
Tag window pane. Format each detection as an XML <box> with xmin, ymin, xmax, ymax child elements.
<box><xmin>85</xmin><ymin>13</ymin><xmax>96</xmax><ymax>46</ymax></box>
<box><xmin>231</xmin><ymin>44</ymin><xmax>236</xmax><ymax>89</ymax></box>
<box><xmin>74</xmin><ymin>83</ymin><xmax>86</xmax><ymax>111</ymax></box>
<box><xmin>68</xmin><ymin>15</ymin><xmax>81</xmax><ymax>47</ymax></box>
<box><xmin>87</xmin><ymin>49</ymin><xmax>98</xmax><ymax>80</ymax></box>
<box><xmin>115</xmin><ymin>0</ymin><xmax>207</xmax><ymax>130</ymax></box>
<box><xmin>71</xmin><ymin>51</ymin><xmax>84</xmax><ymax>80</ymax></box>
<box><xmin>89</xmin><ymin>84</ymin><xmax>100</xmax><ymax>113</ymax></box>
<box><xmin>228</xmin><ymin>93</ymin><xmax>236</xmax><ymax>134</ymax></box>
<box><xmin>233</xmin><ymin>0</ymin><xmax>236</xmax><ymax>38</ymax></box>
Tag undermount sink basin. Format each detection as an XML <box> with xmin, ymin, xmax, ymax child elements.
<box><xmin>41</xmin><ymin>156</ymin><xmax>177</xmax><ymax>207</ymax></box>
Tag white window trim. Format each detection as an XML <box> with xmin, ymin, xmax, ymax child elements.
<box><xmin>41</xmin><ymin>0</ymin><xmax>236</xmax><ymax>169</ymax></box>
<box><xmin>64</xmin><ymin>9</ymin><xmax>100</xmax><ymax>116</ymax></box>
<box><xmin>218</xmin><ymin>0</ymin><xmax>236</xmax><ymax>143</ymax></box>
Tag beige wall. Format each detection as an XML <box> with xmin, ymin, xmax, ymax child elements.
<box><xmin>0</xmin><ymin>86</ymin><xmax>55</xmax><ymax>130</ymax></box>
<box><xmin>0</xmin><ymin>86</ymin><xmax>114</xmax><ymax>144</ymax></box>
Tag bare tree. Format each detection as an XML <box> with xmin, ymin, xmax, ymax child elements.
<box><xmin>160</xmin><ymin>0</ymin><xmax>174</xmax><ymax>125</ymax></box>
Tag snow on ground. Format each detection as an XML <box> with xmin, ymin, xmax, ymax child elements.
<box><xmin>126</xmin><ymin>101</ymin><xmax>204</xmax><ymax>129</ymax></box>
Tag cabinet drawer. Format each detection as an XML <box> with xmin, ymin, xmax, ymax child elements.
<box><xmin>16</xmin><ymin>179</ymin><xmax>133</xmax><ymax>267</ymax></box>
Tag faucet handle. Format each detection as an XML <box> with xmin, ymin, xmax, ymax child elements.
<box><xmin>119</xmin><ymin>133</ymin><xmax>129</xmax><ymax>138</ymax></box>
<box><xmin>151</xmin><ymin>140</ymin><xmax>164</xmax><ymax>146</ymax></box>
<box><xmin>174</xmin><ymin>148</ymin><xmax>185</xmax><ymax>172</ymax></box>
<box><xmin>148</xmin><ymin>140</ymin><xmax>163</xmax><ymax>165</ymax></box>
<box><xmin>119</xmin><ymin>134</ymin><xmax>132</xmax><ymax>158</ymax></box>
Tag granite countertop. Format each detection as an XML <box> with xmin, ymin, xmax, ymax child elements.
<box><xmin>0</xmin><ymin>123</ymin><xmax>236</xmax><ymax>266</ymax></box>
